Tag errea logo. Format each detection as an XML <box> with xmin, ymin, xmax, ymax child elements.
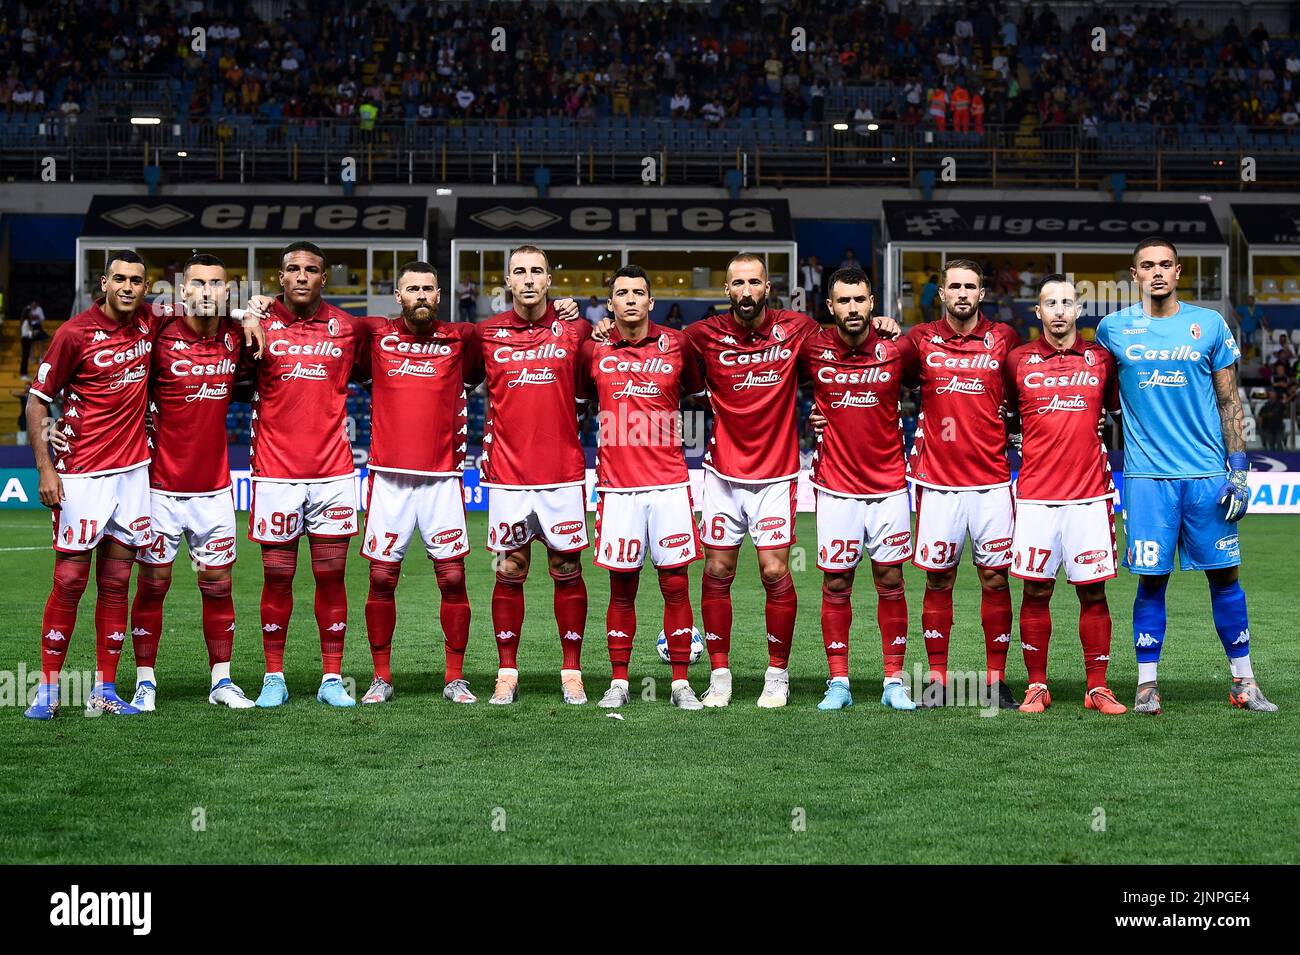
<box><xmin>50</xmin><ymin>884</ymin><xmax>152</xmax><ymax>935</ymax></box>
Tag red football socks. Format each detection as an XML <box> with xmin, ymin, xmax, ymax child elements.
<box><xmin>1019</xmin><ymin>591</ymin><xmax>1053</xmax><ymax>686</ymax></box>
<box><xmin>39</xmin><ymin>557</ymin><xmax>90</xmax><ymax>683</ymax></box>
<box><xmin>606</xmin><ymin>570</ymin><xmax>639</xmax><ymax>681</ymax></box>
<box><xmin>198</xmin><ymin>575</ymin><xmax>235</xmax><ymax>668</ymax></box>
<box><xmin>491</xmin><ymin>569</ymin><xmax>525</xmax><ymax>669</ymax></box>
<box><xmin>921</xmin><ymin>585</ymin><xmax>953</xmax><ymax>681</ymax></box>
<box><xmin>701</xmin><ymin>571</ymin><xmax>734</xmax><ymax>669</ymax></box>
<box><xmin>762</xmin><ymin>572</ymin><xmax>797</xmax><ymax>669</ymax></box>
<box><xmin>551</xmin><ymin>566</ymin><xmax>587</xmax><ymax>671</ymax></box>
<box><xmin>875</xmin><ymin>580</ymin><xmax>908</xmax><ymax>679</ymax></box>
<box><xmin>435</xmin><ymin>559</ymin><xmax>471</xmax><ymax>683</ymax></box>
<box><xmin>259</xmin><ymin>544</ymin><xmax>297</xmax><ymax>673</ymax></box>
<box><xmin>129</xmin><ymin>572</ymin><xmax>171</xmax><ymax>671</ymax></box>
<box><xmin>1079</xmin><ymin>596</ymin><xmax>1113</xmax><ymax>691</ymax></box>
<box><xmin>980</xmin><ymin>585</ymin><xmax>1013</xmax><ymax>683</ymax></box>
<box><xmin>820</xmin><ymin>584</ymin><xmax>852</xmax><ymax>679</ymax></box>
<box><xmin>364</xmin><ymin>560</ymin><xmax>400</xmax><ymax>682</ymax></box>
<box><xmin>309</xmin><ymin>537</ymin><xmax>349</xmax><ymax>675</ymax></box>
<box><xmin>93</xmin><ymin>553</ymin><xmax>134</xmax><ymax>685</ymax></box>
<box><xmin>658</xmin><ymin>567</ymin><xmax>694</xmax><ymax>683</ymax></box>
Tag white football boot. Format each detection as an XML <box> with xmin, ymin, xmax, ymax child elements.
<box><xmin>700</xmin><ymin>667</ymin><xmax>732</xmax><ymax>708</ymax></box>
<box><xmin>756</xmin><ymin>666</ymin><xmax>790</xmax><ymax>708</ymax></box>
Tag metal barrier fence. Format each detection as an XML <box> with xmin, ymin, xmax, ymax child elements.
<box><xmin>2</xmin><ymin>119</ymin><xmax>1298</xmax><ymax>188</ymax></box>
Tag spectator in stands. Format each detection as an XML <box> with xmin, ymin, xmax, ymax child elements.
<box><xmin>457</xmin><ymin>276</ymin><xmax>477</xmax><ymax>323</ymax></box>
<box><xmin>662</xmin><ymin>303</ymin><xmax>685</xmax><ymax>330</ymax></box>
<box><xmin>1270</xmin><ymin>361</ymin><xmax>1294</xmax><ymax>396</ymax></box>
<box><xmin>839</xmin><ymin>248</ymin><xmax>860</xmax><ymax>270</ymax></box>
<box><xmin>852</xmin><ymin>100</ymin><xmax>875</xmax><ymax>141</ymax></box>
<box><xmin>669</xmin><ymin>85</ymin><xmax>691</xmax><ymax>118</ymax></box>
<box><xmin>1236</xmin><ymin>295</ymin><xmax>1268</xmax><ymax>351</ymax></box>
<box><xmin>800</xmin><ymin>256</ymin><xmax>825</xmax><ymax>312</ymax></box>
<box><xmin>1259</xmin><ymin>389</ymin><xmax>1288</xmax><ymax>450</ymax></box>
<box><xmin>583</xmin><ymin>295</ymin><xmax>606</xmax><ymax>324</ymax></box>
<box><xmin>701</xmin><ymin>94</ymin><xmax>725</xmax><ymax>127</ymax></box>
<box><xmin>919</xmin><ymin>274</ymin><xmax>940</xmax><ymax>324</ymax></box>
<box><xmin>19</xmin><ymin>300</ymin><xmax>48</xmax><ymax>380</ymax></box>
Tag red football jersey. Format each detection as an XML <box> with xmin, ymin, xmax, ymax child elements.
<box><xmin>900</xmin><ymin>317</ymin><xmax>1020</xmax><ymax>490</ymax></box>
<box><xmin>799</xmin><ymin>325</ymin><xmax>909</xmax><ymax>498</ymax></box>
<box><xmin>31</xmin><ymin>299</ymin><xmax>174</xmax><ymax>478</ymax></box>
<box><xmin>357</xmin><ymin>315</ymin><xmax>484</xmax><ymax>477</ymax></box>
<box><xmin>147</xmin><ymin>315</ymin><xmax>249</xmax><ymax>495</ymax></box>
<box><xmin>477</xmin><ymin>302</ymin><xmax>592</xmax><ymax>489</ymax></box>
<box><xmin>685</xmin><ymin>307</ymin><xmax>817</xmax><ymax>483</ymax></box>
<box><xmin>1004</xmin><ymin>336</ymin><xmax>1119</xmax><ymax>504</ymax></box>
<box><xmin>579</xmin><ymin>321</ymin><xmax>704</xmax><ymax>491</ymax></box>
<box><xmin>249</xmin><ymin>297</ymin><xmax>363</xmax><ymax>482</ymax></box>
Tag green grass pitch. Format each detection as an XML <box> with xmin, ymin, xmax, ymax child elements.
<box><xmin>1</xmin><ymin>510</ymin><xmax>1294</xmax><ymax>864</ymax></box>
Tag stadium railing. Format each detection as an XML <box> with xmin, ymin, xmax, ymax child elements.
<box><xmin>2</xmin><ymin>118</ymin><xmax>1298</xmax><ymax>189</ymax></box>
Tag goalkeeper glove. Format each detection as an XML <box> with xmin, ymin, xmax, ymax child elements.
<box><xmin>1217</xmin><ymin>452</ymin><xmax>1249</xmax><ymax>523</ymax></box>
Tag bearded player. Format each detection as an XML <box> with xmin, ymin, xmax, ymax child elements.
<box><xmin>1004</xmin><ymin>275</ymin><xmax>1126</xmax><ymax>715</ymax></box>
<box><xmin>798</xmin><ymin>268</ymin><xmax>916</xmax><ymax>712</ymax></box>
<box><xmin>354</xmin><ymin>262</ymin><xmax>483</xmax><ymax>705</ymax></box>
<box><xmin>580</xmin><ymin>265</ymin><xmax>706</xmax><ymax>710</ymax></box>
<box><xmin>246</xmin><ymin>242</ymin><xmax>366</xmax><ymax>709</ymax></box>
<box><xmin>1096</xmin><ymin>237</ymin><xmax>1276</xmax><ymax>713</ymax></box>
<box><xmin>902</xmin><ymin>258</ymin><xmax>1021</xmax><ymax>708</ymax></box>
<box><xmin>128</xmin><ymin>253</ymin><xmax>256</xmax><ymax>711</ymax></box>
<box><xmin>477</xmin><ymin>246</ymin><xmax>591</xmax><ymax>705</ymax></box>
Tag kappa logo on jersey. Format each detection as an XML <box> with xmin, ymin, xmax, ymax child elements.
<box><xmin>889</xmin><ymin>636</ymin><xmax>907</xmax><ymax>646</ymax></box>
<box><xmin>1026</xmin><ymin>353</ymin><xmax>1044</xmax><ymax>364</ymax></box>
<box><xmin>92</xmin><ymin>330</ymin><xmax>109</xmax><ymax>342</ymax></box>
<box><xmin>43</xmin><ymin>629</ymin><xmax>66</xmax><ymax>642</ymax></box>
<box><xmin>494</xmin><ymin>328</ymin><xmax>509</xmax><ymax>338</ymax></box>
<box><xmin>550</xmin><ymin>520</ymin><xmax>584</xmax><ymax>535</ymax></box>
<box><xmin>1136</xmin><ymin>633</ymin><xmax>1159</xmax><ymax>647</ymax></box>
<box><xmin>994</xmin><ymin>633</ymin><xmax>1011</xmax><ymax>644</ymax></box>
<box><xmin>496</xmin><ymin>630</ymin><xmax>516</xmax><ymax>642</ymax></box>
<box><xmin>269</xmin><ymin>321</ymin><xmax>285</xmax><ymax>330</ymax></box>
<box><xmin>659</xmin><ymin>533</ymin><xmax>692</xmax><ymax>548</ymax></box>
<box><xmin>722</xmin><ymin>335</ymin><xmax>737</xmax><ymax>345</ymax></box>
<box><xmin>827</xmin><ymin>641</ymin><xmax>847</xmax><ymax>650</ymax></box>
<box><xmin>821</xmin><ymin>349</ymin><xmax>836</xmax><ymax>360</ymax></box>
<box><xmin>562</xmin><ymin>630</ymin><xmax>581</xmax><ymax>641</ymax></box>
<box><xmin>923</xmin><ymin>629</ymin><xmax>943</xmax><ymax>641</ymax></box>
<box><xmin>1074</xmin><ymin>549</ymin><xmax>1108</xmax><ymax>564</ymax></box>
<box><xmin>431</xmin><ymin>528</ymin><xmax>464</xmax><ymax>545</ymax></box>
<box><xmin>1021</xmin><ymin>642</ymin><xmax>1040</xmax><ymax>652</ymax></box>
<box><xmin>171</xmin><ymin>340</ymin><xmax>190</xmax><ymax>351</ymax></box>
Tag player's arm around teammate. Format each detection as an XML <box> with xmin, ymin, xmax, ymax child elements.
<box><xmin>582</xmin><ymin>266</ymin><xmax>707</xmax><ymax>710</ymax></box>
<box><xmin>800</xmin><ymin>269</ymin><xmax>917</xmax><ymax>712</ymax></box>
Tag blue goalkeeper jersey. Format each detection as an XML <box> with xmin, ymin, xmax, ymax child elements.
<box><xmin>1096</xmin><ymin>301</ymin><xmax>1240</xmax><ymax>480</ymax></box>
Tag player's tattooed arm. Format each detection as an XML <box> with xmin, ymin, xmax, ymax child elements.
<box><xmin>1212</xmin><ymin>365</ymin><xmax>1246</xmax><ymax>456</ymax></box>
<box><xmin>25</xmin><ymin>392</ymin><xmax>64</xmax><ymax>506</ymax></box>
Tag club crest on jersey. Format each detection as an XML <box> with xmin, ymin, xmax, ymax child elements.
<box><xmin>875</xmin><ymin>342</ymin><xmax>887</xmax><ymax>362</ymax></box>
<box><xmin>773</xmin><ymin>324</ymin><xmax>786</xmax><ymax>342</ymax></box>
<box><xmin>138</xmin><ymin>323</ymin><xmax>149</xmax><ymax>335</ymax></box>
<box><xmin>1084</xmin><ymin>348</ymin><xmax>1095</xmax><ymax>365</ymax></box>
<box><xmin>658</xmin><ymin>333</ymin><xmax>669</xmax><ymax>353</ymax></box>
<box><xmin>328</xmin><ymin>317</ymin><xmax>340</xmax><ymax>337</ymax></box>
<box><xmin>224</xmin><ymin>332</ymin><xmax>235</xmax><ymax>351</ymax></box>
<box><xmin>1190</xmin><ymin>323</ymin><xmax>1202</xmax><ymax>340</ymax></box>
<box><xmin>552</xmin><ymin>320</ymin><xmax>562</xmax><ymax>337</ymax></box>
<box><xmin>983</xmin><ymin>331</ymin><xmax>994</xmax><ymax>350</ymax></box>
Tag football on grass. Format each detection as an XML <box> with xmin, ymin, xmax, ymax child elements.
<box><xmin>656</xmin><ymin>627</ymin><xmax>705</xmax><ymax>664</ymax></box>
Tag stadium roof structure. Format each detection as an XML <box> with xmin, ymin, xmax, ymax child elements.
<box><xmin>1230</xmin><ymin>203</ymin><xmax>1300</xmax><ymax>306</ymax></box>
<box><xmin>881</xmin><ymin>199</ymin><xmax>1229</xmax><ymax>319</ymax></box>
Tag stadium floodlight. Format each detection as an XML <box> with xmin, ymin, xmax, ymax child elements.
<box><xmin>131</xmin><ymin>116</ymin><xmax>162</xmax><ymax>126</ymax></box>
<box><xmin>177</xmin><ymin>151</ymin><xmax>188</xmax><ymax>158</ymax></box>
<box><xmin>867</xmin><ymin>122</ymin><xmax>879</xmax><ymax>131</ymax></box>
<box><xmin>832</xmin><ymin>122</ymin><xmax>849</xmax><ymax>131</ymax></box>
<box><xmin>435</xmin><ymin>187</ymin><xmax>453</xmax><ymax>196</ymax></box>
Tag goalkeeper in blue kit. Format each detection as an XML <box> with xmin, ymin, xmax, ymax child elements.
<box><xmin>1096</xmin><ymin>237</ymin><xmax>1277</xmax><ymax>714</ymax></box>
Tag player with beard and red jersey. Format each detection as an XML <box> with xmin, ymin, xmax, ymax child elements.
<box><xmin>902</xmin><ymin>258</ymin><xmax>1021</xmax><ymax>708</ymax></box>
<box><xmin>352</xmin><ymin>262</ymin><xmax>484</xmax><ymax>706</ymax></box>
<box><xmin>245</xmin><ymin>241</ymin><xmax>367</xmax><ymax>709</ymax></box>
<box><xmin>579</xmin><ymin>265</ymin><xmax>706</xmax><ymax>711</ymax></box>
<box><xmin>477</xmin><ymin>246</ymin><xmax>591</xmax><ymax>705</ymax></box>
<box><xmin>23</xmin><ymin>251</ymin><xmax>261</xmax><ymax>719</ymax></box>
<box><xmin>798</xmin><ymin>268</ymin><xmax>917</xmax><ymax>712</ymax></box>
<box><xmin>1004</xmin><ymin>275</ymin><xmax>1126</xmax><ymax>715</ymax></box>
<box><xmin>127</xmin><ymin>253</ymin><xmax>257</xmax><ymax>712</ymax></box>
<box><xmin>681</xmin><ymin>253</ymin><xmax>898</xmax><ymax>708</ymax></box>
